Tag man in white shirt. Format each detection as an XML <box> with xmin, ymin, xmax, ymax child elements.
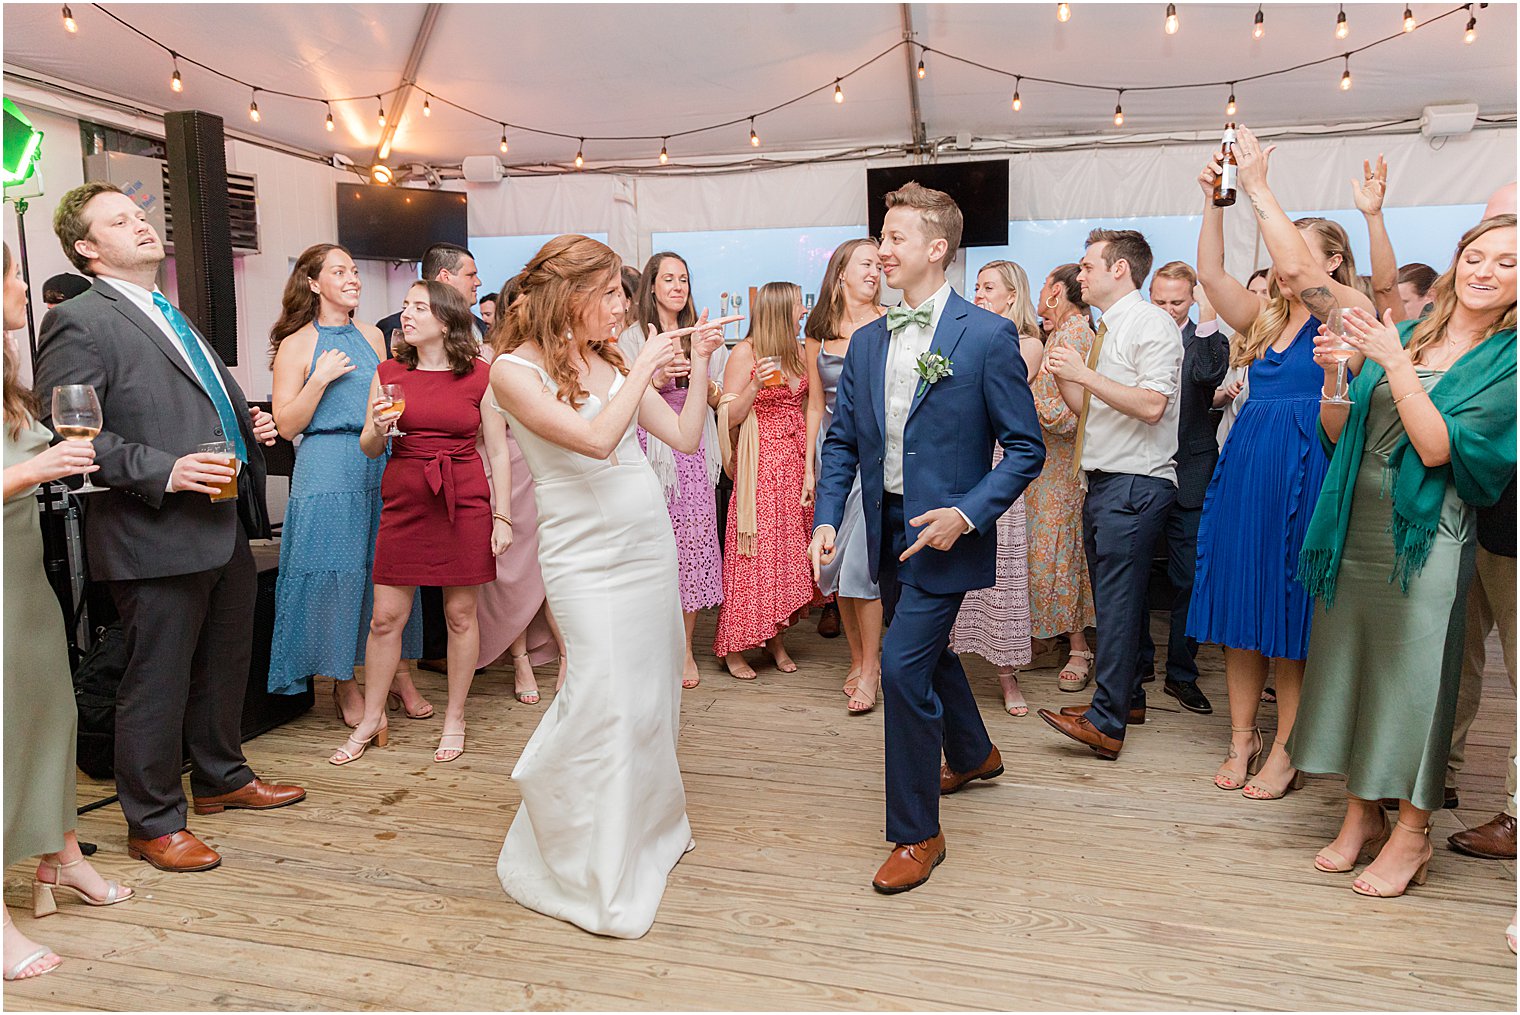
<box><xmin>1039</xmin><ymin>228</ymin><xmax>1183</xmax><ymax>760</ymax></box>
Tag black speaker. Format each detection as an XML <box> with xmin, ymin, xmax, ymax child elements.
<box><xmin>242</xmin><ymin>544</ymin><xmax>312</xmax><ymax>740</ymax></box>
<box><xmin>163</xmin><ymin>110</ymin><xmax>238</xmax><ymax>365</ymax></box>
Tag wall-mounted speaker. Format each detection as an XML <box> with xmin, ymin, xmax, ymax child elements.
<box><xmin>162</xmin><ymin>110</ymin><xmax>238</xmax><ymax>364</ymax></box>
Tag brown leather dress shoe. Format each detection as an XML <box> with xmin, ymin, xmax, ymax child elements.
<box><xmin>1448</xmin><ymin>812</ymin><xmax>1517</xmax><ymax>859</ymax></box>
<box><xmin>872</xmin><ymin>832</ymin><xmax>946</xmax><ymax>894</ymax></box>
<box><xmin>417</xmin><ymin>657</ymin><xmax>448</xmax><ymax>674</ymax></box>
<box><xmin>1037</xmin><ymin>708</ymin><xmax>1123</xmax><ymax>760</ymax></box>
<box><xmin>817</xmin><ymin>603</ymin><xmax>841</xmax><ymax>638</ymax></box>
<box><xmin>192</xmin><ymin>778</ymin><xmax>307</xmax><ymax>815</ymax></box>
<box><xmin>127</xmin><ymin>830</ymin><xmax>221</xmax><ymax>872</ymax></box>
<box><xmin>1059</xmin><ymin>703</ymin><xmax>1146</xmax><ymax>726</ymax></box>
<box><xmin>940</xmin><ymin>746</ymin><xmax>1004</xmax><ymax>795</ymax></box>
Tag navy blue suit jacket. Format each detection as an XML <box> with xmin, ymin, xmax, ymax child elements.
<box><xmin>814</xmin><ymin>290</ymin><xmax>1046</xmax><ymax>595</ymax></box>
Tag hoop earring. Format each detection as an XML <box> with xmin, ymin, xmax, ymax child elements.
<box><xmin>1044</xmin><ymin>295</ymin><xmax>1059</xmax><ymax>310</ymax></box>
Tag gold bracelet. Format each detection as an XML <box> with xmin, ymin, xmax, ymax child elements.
<box><xmin>493</xmin><ymin>512</ymin><xmax>513</xmax><ymax>525</ymax></box>
<box><xmin>1392</xmin><ymin>390</ymin><xmax>1421</xmax><ymax>406</ymax></box>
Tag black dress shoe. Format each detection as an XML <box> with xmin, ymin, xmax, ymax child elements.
<box><xmin>1164</xmin><ymin>678</ymin><xmax>1212</xmax><ymax>714</ymax></box>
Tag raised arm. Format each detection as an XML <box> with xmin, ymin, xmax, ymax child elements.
<box><xmin>638</xmin><ymin>319</ymin><xmax>734</xmax><ymax>454</ymax></box>
<box><xmin>1235</xmin><ymin>127</ymin><xmax>1373</xmax><ymax>322</ymax></box>
<box><xmin>1352</xmin><ymin>155</ymin><xmax>1405</xmax><ymax>321</ymax></box>
<box><xmin>1196</xmin><ymin>153</ymin><xmax>1265</xmax><ymax>335</ymax></box>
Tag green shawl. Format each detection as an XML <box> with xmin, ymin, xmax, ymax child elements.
<box><xmin>1297</xmin><ymin>320</ymin><xmax>1517</xmax><ymax>605</ymax></box>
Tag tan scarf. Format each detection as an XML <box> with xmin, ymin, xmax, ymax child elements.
<box><xmin>717</xmin><ymin>393</ymin><xmax>759</xmax><ymax>557</ymax></box>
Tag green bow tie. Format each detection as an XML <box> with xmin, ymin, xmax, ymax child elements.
<box><xmin>886</xmin><ymin>301</ymin><xmax>934</xmax><ymax>333</ymax></box>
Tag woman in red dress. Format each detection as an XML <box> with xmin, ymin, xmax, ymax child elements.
<box><xmin>331</xmin><ymin>280</ymin><xmax>513</xmax><ymax>766</ymax></box>
<box><xmin>714</xmin><ymin>282</ymin><xmax>813</xmax><ymax>679</ymax></box>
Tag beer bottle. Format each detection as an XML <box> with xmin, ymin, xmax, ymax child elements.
<box><xmin>1214</xmin><ymin>123</ymin><xmax>1238</xmax><ymax>208</ymax></box>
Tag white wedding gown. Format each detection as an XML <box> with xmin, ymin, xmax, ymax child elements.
<box><xmin>492</xmin><ymin>353</ymin><xmax>691</xmax><ymax>940</ymax></box>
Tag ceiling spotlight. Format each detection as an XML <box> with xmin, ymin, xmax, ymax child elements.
<box><xmin>370</xmin><ymin>163</ymin><xmax>393</xmax><ymax>185</ymax></box>
<box><xmin>170</xmin><ymin>54</ymin><xmax>183</xmax><ymax>93</ymax></box>
<box><xmin>1402</xmin><ymin>6</ymin><xmax>1417</xmax><ymax>31</ymax></box>
<box><xmin>1252</xmin><ymin>4</ymin><xmax>1265</xmax><ymax>38</ymax></box>
<box><xmin>1335</xmin><ymin>4</ymin><xmax>1349</xmax><ymax>39</ymax></box>
<box><xmin>1164</xmin><ymin>3</ymin><xmax>1179</xmax><ymax>34</ymax></box>
<box><xmin>834</xmin><ymin>80</ymin><xmax>844</xmax><ymax>104</ymax></box>
<box><xmin>62</xmin><ymin>5</ymin><xmax>76</xmax><ymax>32</ymax></box>
<box><xmin>1056</xmin><ymin>2</ymin><xmax>1071</xmax><ymax>22</ymax></box>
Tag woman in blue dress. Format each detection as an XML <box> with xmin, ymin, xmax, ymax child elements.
<box><xmin>1189</xmin><ymin>147</ymin><xmax>1374</xmax><ymax>799</ymax></box>
<box><xmin>267</xmin><ymin>244</ymin><xmax>423</xmax><ymax>728</ymax></box>
<box><xmin>804</xmin><ymin>238</ymin><xmax>885</xmax><ymax>713</ymax></box>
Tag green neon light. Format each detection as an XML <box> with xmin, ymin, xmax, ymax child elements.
<box><xmin>2</xmin><ymin>97</ymin><xmax>44</xmax><ymax>188</ymax></box>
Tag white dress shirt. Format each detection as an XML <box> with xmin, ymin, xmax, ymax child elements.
<box><xmin>97</xmin><ymin>276</ymin><xmax>235</xmax><ymax>408</ymax></box>
<box><xmin>883</xmin><ymin>280</ymin><xmax>951</xmax><ymax>494</ymax></box>
<box><xmin>1080</xmin><ymin>289</ymin><xmax>1183</xmax><ymax>483</ymax></box>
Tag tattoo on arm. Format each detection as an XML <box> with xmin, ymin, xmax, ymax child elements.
<box><xmin>1300</xmin><ymin>285</ymin><xmax>1336</xmax><ymax>320</ymax></box>
<box><xmin>1249</xmin><ymin>195</ymin><xmax>1269</xmax><ymax>221</ymax></box>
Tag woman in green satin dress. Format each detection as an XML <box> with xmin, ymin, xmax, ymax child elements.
<box><xmin>2</xmin><ymin>244</ymin><xmax>134</xmax><ymax>981</ymax></box>
<box><xmin>1287</xmin><ymin>214</ymin><xmax>1517</xmax><ymax>900</ymax></box>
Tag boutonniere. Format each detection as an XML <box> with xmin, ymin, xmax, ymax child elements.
<box><xmin>914</xmin><ymin>348</ymin><xmax>953</xmax><ymax>398</ymax></box>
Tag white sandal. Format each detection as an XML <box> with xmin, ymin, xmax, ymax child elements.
<box><xmin>2</xmin><ymin>915</ymin><xmax>59</xmax><ymax>982</ymax></box>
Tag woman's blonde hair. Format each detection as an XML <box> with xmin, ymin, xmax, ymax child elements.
<box><xmin>1233</xmin><ymin>217</ymin><xmax>1359</xmax><ymax>368</ymax></box>
<box><xmin>977</xmin><ymin>260</ymin><xmax>1039</xmax><ymax>340</ymax></box>
<box><xmin>1406</xmin><ymin>213</ymin><xmax>1517</xmax><ymax>364</ymax></box>
<box><xmin>745</xmin><ymin>282</ymin><xmax>805</xmax><ymax>379</ymax></box>
<box><xmin>805</xmin><ymin>238</ymin><xmax>879</xmax><ymax>343</ymax></box>
<box><xmin>3</xmin><ymin>242</ymin><xmax>40</xmax><ymax>440</ymax></box>
<box><xmin>493</xmin><ymin>234</ymin><xmax>628</xmax><ymax>409</ymax></box>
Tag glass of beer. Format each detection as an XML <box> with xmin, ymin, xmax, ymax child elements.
<box><xmin>1323</xmin><ymin>308</ymin><xmax>1356</xmax><ymax>405</ymax></box>
<box><xmin>198</xmin><ymin>440</ymin><xmax>239</xmax><ymax>502</ymax></box>
<box><xmin>760</xmin><ymin>356</ymin><xmax>785</xmax><ymax>389</ymax></box>
<box><xmin>378</xmin><ymin>383</ymin><xmax>406</xmax><ymax>437</ymax></box>
<box><xmin>51</xmin><ymin>383</ymin><xmax>108</xmax><ymax>493</ymax></box>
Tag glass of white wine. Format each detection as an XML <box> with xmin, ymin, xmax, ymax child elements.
<box><xmin>1323</xmin><ymin>308</ymin><xmax>1356</xmax><ymax>405</ymax></box>
<box><xmin>378</xmin><ymin>383</ymin><xmax>406</xmax><ymax>437</ymax></box>
<box><xmin>51</xmin><ymin>384</ymin><xmax>108</xmax><ymax>493</ymax></box>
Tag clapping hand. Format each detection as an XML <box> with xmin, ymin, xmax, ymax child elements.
<box><xmin>1233</xmin><ymin>126</ymin><xmax>1276</xmax><ymax>195</ymax></box>
<box><xmin>1340</xmin><ymin>307</ymin><xmax>1405</xmax><ymax>370</ymax></box>
<box><xmin>249</xmin><ymin>405</ymin><xmax>279</xmax><ymax>446</ymax></box>
<box><xmin>1351</xmin><ymin>155</ymin><xmax>1388</xmax><ymax>217</ymax></box>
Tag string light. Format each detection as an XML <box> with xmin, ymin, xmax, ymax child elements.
<box><xmin>834</xmin><ymin>79</ymin><xmax>844</xmax><ymax>104</ymax></box>
<box><xmin>659</xmin><ymin>138</ymin><xmax>669</xmax><ymax>164</ymax></box>
<box><xmin>248</xmin><ymin>89</ymin><xmax>260</xmax><ymax>123</ymax></box>
<box><xmin>170</xmin><ymin>54</ymin><xmax>183</xmax><ymax>93</ymax></box>
<box><xmin>1056</xmin><ymin>2</ymin><xmax>1071</xmax><ymax>22</ymax></box>
<box><xmin>1340</xmin><ymin>55</ymin><xmax>1353</xmax><ymax>90</ymax></box>
<box><xmin>422</xmin><ymin>96</ymin><xmax>431</xmax><ymax>117</ymax></box>
<box><xmin>1335</xmin><ymin>4</ymin><xmax>1349</xmax><ymax>38</ymax></box>
<box><xmin>917</xmin><ymin>56</ymin><xmax>926</xmax><ymax>79</ymax></box>
<box><xmin>574</xmin><ymin>139</ymin><xmax>584</xmax><ymax>169</ymax></box>
<box><xmin>61</xmin><ymin>5</ymin><xmax>76</xmax><ymax>32</ymax></box>
<box><xmin>1225</xmin><ymin>85</ymin><xmax>1237</xmax><ymax>117</ymax></box>
<box><xmin>376</xmin><ymin>96</ymin><xmax>386</xmax><ymax>128</ymax></box>
<box><xmin>1464</xmin><ymin>5</ymin><xmax>1478</xmax><ymax>42</ymax></box>
<box><xmin>1252</xmin><ymin>4</ymin><xmax>1265</xmax><ymax>38</ymax></box>
<box><xmin>1012</xmin><ymin>76</ymin><xmax>1023</xmax><ymax>112</ymax></box>
<box><xmin>1113</xmin><ymin>90</ymin><xmax>1125</xmax><ymax>126</ymax></box>
<box><xmin>499</xmin><ymin>125</ymin><xmax>509</xmax><ymax>153</ymax></box>
<box><xmin>749</xmin><ymin>118</ymin><xmax>760</xmax><ymax>147</ymax></box>
<box><xmin>325</xmin><ymin>102</ymin><xmax>334</xmax><ymax>132</ymax></box>
<box><xmin>1403</xmin><ymin>6</ymin><xmax>1417</xmax><ymax>31</ymax></box>
<box><xmin>1164</xmin><ymin>3</ymin><xmax>1179</xmax><ymax>35</ymax></box>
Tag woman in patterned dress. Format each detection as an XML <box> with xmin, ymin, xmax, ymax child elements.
<box><xmin>950</xmin><ymin>261</ymin><xmax>1043</xmax><ymax>714</ymax></box>
<box><xmin>714</xmin><ymin>283</ymin><xmax>811</xmax><ymax>679</ymax></box>
<box><xmin>1025</xmin><ymin>265</ymin><xmax>1098</xmax><ymax>691</ymax></box>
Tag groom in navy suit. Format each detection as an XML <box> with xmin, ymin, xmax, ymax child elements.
<box><xmin>810</xmin><ymin>182</ymin><xmax>1045</xmax><ymax>893</ymax></box>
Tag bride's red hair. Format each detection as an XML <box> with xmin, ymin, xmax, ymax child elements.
<box><xmin>492</xmin><ymin>234</ymin><xmax>628</xmax><ymax>409</ymax></box>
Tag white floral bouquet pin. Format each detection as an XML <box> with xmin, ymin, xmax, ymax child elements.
<box><xmin>914</xmin><ymin>348</ymin><xmax>953</xmax><ymax>398</ymax></box>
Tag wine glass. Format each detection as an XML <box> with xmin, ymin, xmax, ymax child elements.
<box><xmin>50</xmin><ymin>384</ymin><xmax>108</xmax><ymax>493</ymax></box>
<box><xmin>378</xmin><ymin>383</ymin><xmax>406</xmax><ymax>437</ymax></box>
<box><xmin>1323</xmin><ymin>308</ymin><xmax>1356</xmax><ymax>405</ymax></box>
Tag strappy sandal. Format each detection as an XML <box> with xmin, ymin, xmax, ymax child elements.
<box><xmin>999</xmin><ymin>669</ymin><xmax>1028</xmax><ymax>717</ymax></box>
<box><xmin>1353</xmin><ymin>821</ymin><xmax>1431</xmax><ymax>898</ymax></box>
<box><xmin>331</xmin><ymin>682</ymin><xmax>360</xmax><ymax>729</ymax></box>
<box><xmin>682</xmin><ymin>657</ymin><xmax>701</xmax><ymax>690</ymax></box>
<box><xmin>329</xmin><ymin>721</ymin><xmax>388</xmax><ymax>766</ymax></box>
<box><xmin>32</xmin><ymin>857</ymin><xmax>133</xmax><ymax>918</ymax></box>
<box><xmin>434</xmin><ymin>726</ymin><xmax>467</xmax><ymax>764</ymax></box>
<box><xmin>1214</xmin><ymin>726</ymin><xmax>1263</xmax><ymax>790</ymax></box>
<box><xmin>725</xmin><ymin>654</ymin><xmax>757</xmax><ymax>680</ymax></box>
<box><xmin>387</xmin><ymin>690</ymin><xmax>434</xmax><ymax>719</ymax></box>
<box><xmin>847</xmin><ymin>673</ymin><xmax>880</xmax><ymax>715</ymax></box>
<box><xmin>512</xmin><ymin>653</ymin><xmax>540</xmax><ymax>704</ymax></box>
<box><xmin>2</xmin><ymin>916</ymin><xmax>59</xmax><ymax>982</ymax></box>
<box><xmin>1058</xmin><ymin>649</ymin><xmax>1095</xmax><ymax>692</ymax></box>
<box><xmin>1316</xmin><ymin>811</ymin><xmax>1392</xmax><ymax>873</ymax></box>
<box><xmin>1242</xmin><ymin>739</ymin><xmax>1304</xmax><ymax>799</ymax></box>
<box><xmin>842</xmin><ymin>668</ymin><xmax>861</xmax><ymax>698</ymax></box>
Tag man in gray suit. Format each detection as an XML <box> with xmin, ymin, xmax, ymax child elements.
<box><xmin>35</xmin><ymin>182</ymin><xmax>305</xmax><ymax>873</ymax></box>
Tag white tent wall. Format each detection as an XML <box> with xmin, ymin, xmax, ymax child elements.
<box><xmin>5</xmin><ymin>80</ymin><xmax>1514</xmax><ymax>402</ymax></box>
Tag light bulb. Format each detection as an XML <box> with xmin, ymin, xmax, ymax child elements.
<box><xmin>1340</xmin><ymin>67</ymin><xmax>1353</xmax><ymax>91</ymax></box>
<box><xmin>170</xmin><ymin>64</ymin><xmax>183</xmax><ymax>93</ymax></box>
<box><xmin>1464</xmin><ymin>14</ymin><xmax>1477</xmax><ymax>42</ymax></box>
<box><xmin>377</xmin><ymin>104</ymin><xmax>386</xmax><ymax>128</ymax></box>
<box><xmin>659</xmin><ymin>141</ymin><xmax>669</xmax><ymax>165</ymax></box>
<box><xmin>1164</xmin><ymin>3</ymin><xmax>1178</xmax><ymax>35</ymax></box>
<box><xmin>1056</xmin><ymin>2</ymin><xmax>1071</xmax><ymax>22</ymax></box>
<box><xmin>249</xmin><ymin>99</ymin><xmax>260</xmax><ymax>123</ymax></box>
<box><xmin>1012</xmin><ymin>88</ymin><xmax>1022</xmax><ymax>112</ymax></box>
<box><xmin>1402</xmin><ymin>7</ymin><xmax>1416</xmax><ymax>31</ymax></box>
<box><xmin>499</xmin><ymin>129</ymin><xmax>509</xmax><ymax>154</ymax></box>
<box><xmin>574</xmin><ymin>143</ymin><xmax>584</xmax><ymax>169</ymax></box>
<box><xmin>1252</xmin><ymin>5</ymin><xmax>1264</xmax><ymax>38</ymax></box>
<box><xmin>834</xmin><ymin>81</ymin><xmax>844</xmax><ymax>104</ymax></box>
<box><xmin>1335</xmin><ymin>6</ymin><xmax>1348</xmax><ymax>39</ymax></box>
<box><xmin>62</xmin><ymin>5</ymin><xmax>76</xmax><ymax>32</ymax></box>
<box><xmin>1113</xmin><ymin>102</ymin><xmax>1124</xmax><ymax>126</ymax></box>
<box><xmin>1226</xmin><ymin>91</ymin><xmax>1237</xmax><ymax>117</ymax></box>
<box><xmin>750</xmin><ymin>121</ymin><xmax>760</xmax><ymax>147</ymax></box>
<box><xmin>423</xmin><ymin>97</ymin><xmax>431</xmax><ymax>117</ymax></box>
<box><xmin>917</xmin><ymin>58</ymin><xmax>926</xmax><ymax>80</ymax></box>
<box><xmin>325</xmin><ymin>109</ymin><xmax>335</xmax><ymax>132</ymax></box>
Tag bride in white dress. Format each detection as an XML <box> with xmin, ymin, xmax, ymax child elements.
<box><xmin>488</xmin><ymin>235</ymin><xmax>734</xmax><ymax>939</ymax></box>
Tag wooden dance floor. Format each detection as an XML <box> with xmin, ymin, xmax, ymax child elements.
<box><xmin>6</xmin><ymin>611</ymin><xmax>1516</xmax><ymax>1011</ymax></box>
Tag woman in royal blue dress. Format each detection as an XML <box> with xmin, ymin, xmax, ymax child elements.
<box><xmin>1188</xmin><ymin>144</ymin><xmax>1374</xmax><ymax>799</ymax></box>
<box><xmin>267</xmin><ymin>244</ymin><xmax>424</xmax><ymax>728</ymax></box>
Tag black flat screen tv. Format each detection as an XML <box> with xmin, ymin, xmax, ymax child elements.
<box><xmin>866</xmin><ymin>160</ymin><xmax>1010</xmax><ymax>248</ymax></box>
<box><xmin>336</xmin><ymin>183</ymin><xmax>469</xmax><ymax>261</ymax></box>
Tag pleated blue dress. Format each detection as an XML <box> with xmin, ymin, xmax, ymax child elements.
<box><xmin>1186</xmin><ymin>317</ymin><xmax>1329</xmax><ymax>660</ymax></box>
<box><xmin>269</xmin><ymin>323</ymin><xmax>421</xmax><ymax>694</ymax></box>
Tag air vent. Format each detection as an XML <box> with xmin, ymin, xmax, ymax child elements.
<box><xmin>161</xmin><ymin>163</ymin><xmax>260</xmax><ymax>255</ymax></box>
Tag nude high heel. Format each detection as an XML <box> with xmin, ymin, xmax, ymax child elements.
<box><xmin>1242</xmin><ymin>739</ymin><xmax>1303</xmax><ymax>800</ymax></box>
<box><xmin>329</xmin><ymin>721</ymin><xmax>389</xmax><ymax>766</ymax></box>
<box><xmin>1214</xmin><ymin>726</ymin><xmax>1263</xmax><ymax>791</ymax></box>
<box><xmin>32</xmin><ymin>858</ymin><xmax>133</xmax><ymax>918</ymax></box>
<box><xmin>1352</xmin><ymin>820</ymin><xmax>1432</xmax><ymax>898</ymax></box>
<box><xmin>1315</xmin><ymin>811</ymin><xmax>1392</xmax><ymax>873</ymax></box>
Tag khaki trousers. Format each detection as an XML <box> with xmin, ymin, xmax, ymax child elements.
<box><xmin>1446</xmin><ymin>548</ymin><xmax>1517</xmax><ymax>817</ymax></box>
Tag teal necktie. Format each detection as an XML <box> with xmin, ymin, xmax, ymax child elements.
<box><xmin>886</xmin><ymin>301</ymin><xmax>934</xmax><ymax>334</ymax></box>
<box><xmin>152</xmin><ymin>292</ymin><xmax>247</xmax><ymax>462</ymax></box>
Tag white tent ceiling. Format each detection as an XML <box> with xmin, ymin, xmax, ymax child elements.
<box><xmin>4</xmin><ymin>2</ymin><xmax>1516</xmax><ymax>171</ymax></box>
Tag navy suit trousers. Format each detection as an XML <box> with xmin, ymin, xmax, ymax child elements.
<box><xmin>1138</xmin><ymin>503</ymin><xmax>1203</xmax><ymax>685</ymax></box>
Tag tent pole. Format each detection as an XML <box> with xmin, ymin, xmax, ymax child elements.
<box><xmin>900</xmin><ymin>4</ymin><xmax>928</xmax><ymax>155</ymax></box>
<box><xmin>371</xmin><ymin>2</ymin><xmax>444</xmax><ymax>170</ymax></box>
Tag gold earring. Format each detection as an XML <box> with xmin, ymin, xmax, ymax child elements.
<box><xmin>1045</xmin><ymin>295</ymin><xmax>1058</xmax><ymax>309</ymax></box>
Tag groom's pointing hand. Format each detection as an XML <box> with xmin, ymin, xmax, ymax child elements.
<box><xmin>900</xmin><ymin>507</ymin><xmax>971</xmax><ymax>561</ymax></box>
<box><xmin>808</xmin><ymin>526</ymin><xmax>837</xmax><ymax>584</ymax></box>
